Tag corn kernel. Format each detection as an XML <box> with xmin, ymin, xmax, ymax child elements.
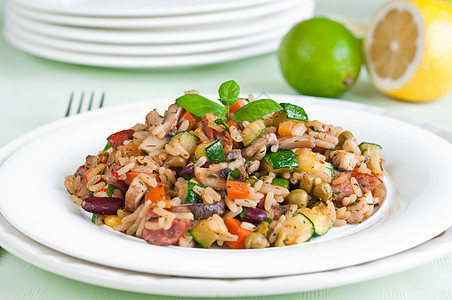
<box><xmin>104</xmin><ymin>215</ymin><xmax>122</xmax><ymax>227</ymax></box>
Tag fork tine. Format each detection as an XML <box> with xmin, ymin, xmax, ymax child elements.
<box><xmin>77</xmin><ymin>92</ymin><xmax>85</xmax><ymax>114</ymax></box>
<box><xmin>99</xmin><ymin>92</ymin><xmax>105</xmax><ymax>108</ymax></box>
<box><xmin>88</xmin><ymin>91</ymin><xmax>94</xmax><ymax>111</ymax></box>
<box><xmin>65</xmin><ymin>91</ymin><xmax>74</xmax><ymax>117</ymax></box>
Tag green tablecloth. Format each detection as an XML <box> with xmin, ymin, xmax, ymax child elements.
<box><xmin>1</xmin><ymin>0</ymin><xmax>451</xmax><ymax>299</ymax></box>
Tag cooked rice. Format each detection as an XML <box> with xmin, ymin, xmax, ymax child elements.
<box><xmin>66</xmin><ymin>89</ymin><xmax>386</xmax><ymax>249</ymax></box>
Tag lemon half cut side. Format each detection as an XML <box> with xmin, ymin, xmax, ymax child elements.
<box><xmin>364</xmin><ymin>0</ymin><xmax>452</xmax><ymax>102</ymax></box>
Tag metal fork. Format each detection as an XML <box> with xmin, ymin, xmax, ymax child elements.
<box><xmin>65</xmin><ymin>91</ymin><xmax>105</xmax><ymax>117</ymax></box>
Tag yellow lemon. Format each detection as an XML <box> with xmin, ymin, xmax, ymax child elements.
<box><xmin>364</xmin><ymin>0</ymin><xmax>452</xmax><ymax>102</ymax></box>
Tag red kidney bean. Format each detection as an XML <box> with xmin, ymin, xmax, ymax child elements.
<box><xmin>81</xmin><ymin>197</ymin><xmax>124</xmax><ymax>215</ymax></box>
<box><xmin>240</xmin><ymin>207</ymin><xmax>267</xmax><ymax>224</ymax></box>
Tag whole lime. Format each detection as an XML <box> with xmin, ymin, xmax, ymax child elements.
<box><xmin>278</xmin><ymin>17</ymin><xmax>363</xmax><ymax>98</ymax></box>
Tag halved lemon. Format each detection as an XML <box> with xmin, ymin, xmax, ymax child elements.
<box><xmin>364</xmin><ymin>0</ymin><xmax>452</xmax><ymax>102</ymax></box>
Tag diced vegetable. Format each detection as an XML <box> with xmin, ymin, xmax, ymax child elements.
<box><xmin>190</xmin><ymin>219</ymin><xmax>219</xmax><ymax>248</ymax></box>
<box><xmin>144</xmin><ymin>182</ymin><xmax>167</xmax><ymax>203</ymax></box>
<box><xmin>271</xmin><ymin>177</ymin><xmax>290</xmax><ymax>189</ymax></box>
<box><xmin>261</xmin><ymin>149</ymin><xmax>299</xmax><ymax>174</ymax></box>
<box><xmin>296</xmin><ymin>150</ymin><xmax>334</xmax><ymax>178</ymax></box>
<box><xmin>169</xmin><ymin>131</ymin><xmax>200</xmax><ymax>156</ymax></box>
<box><xmin>245</xmin><ymin>232</ymin><xmax>270</xmax><ymax>249</ymax></box>
<box><xmin>227</xmin><ymin>168</ymin><xmax>242</xmax><ymax>181</ymax></box>
<box><xmin>358</xmin><ymin>142</ymin><xmax>382</xmax><ymax>156</ymax></box>
<box><xmin>104</xmin><ymin>215</ymin><xmax>122</xmax><ymax>227</ymax></box>
<box><xmin>298</xmin><ymin>207</ymin><xmax>333</xmax><ymax>236</ymax></box>
<box><xmin>185</xmin><ymin>182</ymin><xmax>204</xmax><ymax>204</ymax></box>
<box><xmin>226</xmin><ymin>180</ymin><xmax>250</xmax><ymax>199</ymax></box>
<box><xmin>179</xmin><ymin>111</ymin><xmax>197</xmax><ymax>130</ymax></box>
<box><xmin>278</xmin><ymin>121</ymin><xmax>297</xmax><ymax>137</ymax></box>
<box><xmin>273</xmin><ymin>103</ymin><xmax>308</xmax><ymax>127</ymax></box>
<box><xmin>224</xmin><ymin>217</ymin><xmax>253</xmax><ymax>249</ymax></box>
<box><xmin>205</xmin><ymin>140</ymin><xmax>226</xmax><ymax>162</ymax></box>
<box><xmin>194</xmin><ymin>142</ymin><xmax>212</xmax><ymax>160</ymax></box>
<box><xmin>241</xmin><ymin>118</ymin><xmax>266</xmax><ymax>146</ymax></box>
<box><xmin>278</xmin><ymin>213</ymin><xmax>314</xmax><ymax>245</ymax></box>
<box><xmin>124</xmin><ymin>171</ymin><xmax>158</xmax><ymax>186</ymax></box>
<box><xmin>229</xmin><ymin>98</ymin><xmax>248</xmax><ymax>113</ymax></box>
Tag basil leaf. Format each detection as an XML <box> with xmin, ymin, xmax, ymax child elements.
<box><xmin>232</xmin><ymin>99</ymin><xmax>283</xmax><ymax>123</ymax></box>
<box><xmin>102</xmin><ymin>141</ymin><xmax>111</xmax><ymax>152</ymax></box>
<box><xmin>218</xmin><ymin>80</ymin><xmax>240</xmax><ymax>106</ymax></box>
<box><xmin>214</xmin><ymin>119</ymin><xmax>230</xmax><ymax>132</ymax></box>
<box><xmin>106</xmin><ymin>184</ymin><xmax>117</xmax><ymax>197</ymax></box>
<box><xmin>227</xmin><ymin>168</ymin><xmax>242</xmax><ymax>181</ymax></box>
<box><xmin>176</xmin><ymin>94</ymin><xmax>227</xmax><ymax>119</ymax></box>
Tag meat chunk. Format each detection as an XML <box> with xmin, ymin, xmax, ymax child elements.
<box><xmin>141</xmin><ymin>210</ymin><xmax>191</xmax><ymax>246</ymax></box>
<box><xmin>213</xmin><ymin>130</ymin><xmax>233</xmax><ymax>152</ymax></box>
<box><xmin>278</xmin><ymin>135</ymin><xmax>315</xmax><ymax>150</ymax></box>
<box><xmin>124</xmin><ymin>176</ymin><xmax>147</xmax><ymax>211</ymax></box>
<box><xmin>138</xmin><ymin>134</ymin><xmax>168</xmax><ymax>154</ymax></box>
<box><xmin>242</xmin><ymin>133</ymin><xmax>278</xmax><ymax>159</ymax></box>
<box><xmin>226</xmin><ymin>149</ymin><xmax>242</xmax><ymax>161</ymax></box>
<box><xmin>107</xmin><ymin>129</ymin><xmax>135</xmax><ymax>149</ymax></box>
<box><xmin>332</xmin><ymin>172</ymin><xmax>383</xmax><ymax>202</ymax></box>
<box><xmin>172</xmin><ymin>201</ymin><xmax>225</xmax><ymax>220</ymax></box>
<box><xmin>162</xmin><ymin>103</ymin><xmax>183</xmax><ymax>136</ymax></box>
<box><xmin>145</xmin><ymin>109</ymin><xmax>163</xmax><ymax>127</ymax></box>
<box><xmin>194</xmin><ymin>166</ymin><xmax>227</xmax><ymax>190</ymax></box>
<box><xmin>330</xmin><ymin>150</ymin><xmax>365</xmax><ymax>171</ymax></box>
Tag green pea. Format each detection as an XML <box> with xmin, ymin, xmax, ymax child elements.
<box><xmin>287</xmin><ymin>189</ymin><xmax>309</xmax><ymax>208</ymax></box>
<box><xmin>245</xmin><ymin>232</ymin><xmax>270</xmax><ymax>249</ymax></box>
<box><xmin>313</xmin><ymin>182</ymin><xmax>333</xmax><ymax>202</ymax></box>
<box><xmin>256</xmin><ymin>222</ymin><xmax>271</xmax><ymax>239</ymax></box>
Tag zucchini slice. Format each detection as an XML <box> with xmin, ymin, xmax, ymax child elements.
<box><xmin>278</xmin><ymin>213</ymin><xmax>314</xmax><ymax>245</ymax></box>
<box><xmin>271</xmin><ymin>177</ymin><xmax>290</xmax><ymax>189</ymax></box>
<box><xmin>194</xmin><ymin>140</ymin><xmax>225</xmax><ymax>162</ymax></box>
<box><xmin>241</xmin><ymin>118</ymin><xmax>266</xmax><ymax>146</ymax></box>
<box><xmin>261</xmin><ymin>149</ymin><xmax>299</xmax><ymax>174</ymax></box>
<box><xmin>190</xmin><ymin>219</ymin><xmax>219</xmax><ymax>248</ymax></box>
<box><xmin>185</xmin><ymin>182</ymin><xmax>204</xmax><ymax>204</ymax></box>
<box><xmin>358</xmin><ymin>142</ymin><xmax>382</xmax><ymax>156</ymax></box>
<box><xmin>205</xmin><ymin>140</ymin><xmax>225</xmax><ymax>162</ymax></box>
<box><xmin>169</xmin><ymin>131</ymin><xmax>199</xmax><ymax>156</ymax></box>
<box><xmin>273</xmin><ymin>103</ymin><xmax>308</xmax><ymax>127</ymax></box>
<box><xmin>298</xmin><ymin>207</ymin><xmax>333</xmax><ymax>236</ymax></box>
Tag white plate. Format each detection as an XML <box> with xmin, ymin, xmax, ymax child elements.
<box><xmin>4</xmin><ymin>5</ymin><xmax>307</xmax><ymax>44</ymax></box>
<box><xmin>0</xmin><ymin>95</ymin><xmax>451</xmax><ymax>279</ymax></box>
<box><xmin>3</xmin><ymin>31</ymin><xmax>282</xmax><ymax>68</ymax></box>
<box><xmin>0</xmin><ymin>102</ymin><xmax>451</xmax><ymax>296</ymax></box>
<box><xmin>11</xmin><ymin>0</ymin><xmax>276</xmax><ymax>17</ymax></box>
<box><xmin>4</xmin><ymin>20</ymin><xmax>288</xmax><ymax>56</ymax></box>
<box><xmin>7</xmin><ymin>0</ymin><xmax>304</xmax><ymax>29</ymax></box>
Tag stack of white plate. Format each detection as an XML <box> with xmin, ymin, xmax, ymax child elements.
<box><xmin>3</xmin><ymin>0</ymin><xmax>315</xmax><ymax>68</ymax></box>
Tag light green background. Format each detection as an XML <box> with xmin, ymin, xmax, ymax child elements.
<box><xmin>1</xmin><ymin>0</ymin><xmax>451</xmax><ymax>299</ymax></box>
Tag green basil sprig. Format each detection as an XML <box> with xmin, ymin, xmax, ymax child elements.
<box><xmin>218</xmin><ymin>80</ymin><xmax>240</xmax><ymax>107</ymax></box>
<box><xmin>176</xmin><ymin>94</ymin><xmax>227</xmax><ymax>119</ymax></box>
<box><xmin>232</xmin><ymin>99</ymin><xmax>283</xmax><ymax>123</ymax></box>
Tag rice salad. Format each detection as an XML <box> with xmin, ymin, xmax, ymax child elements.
<box><xmin>64</xmin><ymin>81</ymin><xmax>386</xmax><ymax>249</ymax></box>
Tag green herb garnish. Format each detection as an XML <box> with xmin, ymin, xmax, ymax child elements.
<box><xmin>232</xmin><ymin>99</ymin><xmax>283</xmax><ymax>123</ymax></box>
<box><xmin>176</xmin><ymin>94</ymin><xmax>227</xmax><ymax>119</ymax></box>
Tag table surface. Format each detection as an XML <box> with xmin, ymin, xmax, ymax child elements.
<box><xmin>1</xmin><ymin>0</ymin><xmax>451</xmax><ymax>299</ymax></box>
